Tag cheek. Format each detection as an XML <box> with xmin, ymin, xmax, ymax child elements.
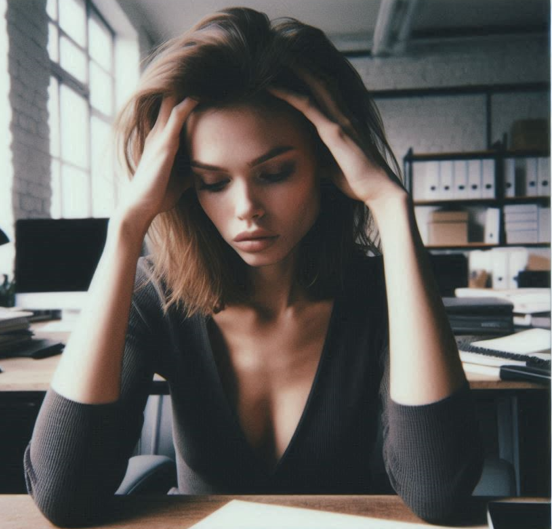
<box><xmin>197</xmin><ymin>195</ymin><xmax>227</xmax><ymax>233</ymax></box>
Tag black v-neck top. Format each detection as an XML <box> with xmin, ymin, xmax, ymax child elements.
<box><xmin>24</xmin><ymin>255</ymin><xmax>483</xmax><ymax>527</ymax></box>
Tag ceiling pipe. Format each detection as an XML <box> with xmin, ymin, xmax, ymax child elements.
<box><xmin>372</xmin><ymin>0</ymin><xmax>420</xmax><ymax>57</ymax></box>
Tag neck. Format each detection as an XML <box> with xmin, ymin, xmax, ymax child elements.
<box><xmin>247</xmin><ymin>254</ymin><xmax>307</xmax><ymax>318</ymax></box>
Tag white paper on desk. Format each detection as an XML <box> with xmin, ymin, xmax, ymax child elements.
<box><xmin>190</xmin><ymin>500</ymin><xmax>453</xmax><ymax>529</ymax></box>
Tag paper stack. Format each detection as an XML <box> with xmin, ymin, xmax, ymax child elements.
<box><xmin>0</xmin><ymin>308</ymin><xmax>34</xmax><ymax>354</ymax></box>
<box><xmin>503</xmin><ymin>204</ymin><xmax>550</xmax><ymax>244</ymax></box>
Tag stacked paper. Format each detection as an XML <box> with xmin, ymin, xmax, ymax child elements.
<box><xmin>0</xmin><ymin>308</ymin><xmax>34</xmax><ymax>354</ymax></box>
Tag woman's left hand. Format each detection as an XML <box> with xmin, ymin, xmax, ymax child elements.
<box><xmin>268</xmin><ymin>70</ymin><xmax>406</xmax><ymax>207</ymax></box>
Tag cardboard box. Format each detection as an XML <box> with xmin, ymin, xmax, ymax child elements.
<box><xmin>428</xmin><ymin>221</ymin><xmax>468</xmax><ymax>246</ymax></box>
<box><xmin>431</xmin><ymin>210</ymin><xmax>469</xmax><ymax>222</ymax></box>
<box><xmin>510</xmin><ymin>119</ymin><xmax>549</xmax><ymax>151</ymax></box>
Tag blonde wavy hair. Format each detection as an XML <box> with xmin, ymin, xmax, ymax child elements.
<box><xmin>115</xmin><ymin>7</ymin><xmax>401</xmax><ymax>316</ymax></box>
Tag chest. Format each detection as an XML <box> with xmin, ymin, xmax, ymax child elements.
<box><xmin>207</xmin><ymin>302</ymin><xmax>333</xmax><ymax>469</ymax></box>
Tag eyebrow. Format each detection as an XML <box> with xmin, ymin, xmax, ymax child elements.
<box><xmin>189</xmin><ymin>146</ymin><xmax>295</xmax><ymax>172</ymax></box>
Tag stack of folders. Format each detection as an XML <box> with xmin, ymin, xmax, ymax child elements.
<box><xmin>444</xmin><ymin>297</ymin><xmax>514</xmax><ymax>335</ymax></box>
<box><xmin>456</xmin><ymin>287</ymin><xmax>551</xmax><ymax>329</ymax></box>
<box><xmin>412</xmin><ymin>159</ymin><xmax>495</xmax><ymax>201</ymax></box>
<box><xmin>0</xmin><ymin>308</ymin><xmax>64</xmax><ymax>359</ymax></box>
<box><xmin>503</xmin><ymin>204</ymin><xmax>550</xmax><ymax>244</ymax></box>
<box><xmin>503</xmin><ymin>156</ymin><xmax>550</xmax><ymax>198</ymax></box>
<box><xmin>458</xmin><ymin>328</ymin><xmax>551</xmax><ymax>384</ymax></box>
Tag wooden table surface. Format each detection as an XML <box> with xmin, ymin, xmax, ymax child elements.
<box><xmin>0</xmin><ymin>352</ymin><xmax>545</xmax><ymax>391</ymax></box>
<box><xmin>1</xmin><ymin>494</ymin><xmax>502</xmax><ymax>529</ymax></box>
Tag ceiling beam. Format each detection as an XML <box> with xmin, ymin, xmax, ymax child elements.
<box><xmin>372</xmin><ymin>0</ymin><xmax>419</xmax><ymax>57</ymax></box>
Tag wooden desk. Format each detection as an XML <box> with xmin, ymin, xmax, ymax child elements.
<box><xmin>0</xmin><ymin>328</ymin><xmax>549</xmax><ymax>496</ymax></box>
<box><xmin>1</xmin><ymin>494</ymin><xmax>501</xmax><ymax>529</ymax></box>
<box><xmin>0</xmin><ymin>342</ymin><xmax>545</xmax><ymax>392</ymax></box>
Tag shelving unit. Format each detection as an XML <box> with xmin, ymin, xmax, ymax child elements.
<box><xmin>404</xmin><ymin>146</ymin><xmax>551</xmax><ymax>251</ymax></box>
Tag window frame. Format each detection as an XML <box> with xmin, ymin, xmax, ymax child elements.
<box><xmin>47</xmin><ymin>0</ymin><xmax>117</xmax><ymax>218</ymax></box>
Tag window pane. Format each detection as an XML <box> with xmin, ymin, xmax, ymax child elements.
<box><xmin>59</xmin><ymin>0</ymin><xmax>86</xmax><ymax>47</ymax></box>
<box><xmin>90</xmin><ymin>62</ymin><xmax>112</xmax><ymax>116</ymax></box>
<box><xmin>48</xmin><ymin>76</ymin><xmax>60</xmax><ymax>157</ymax></box>
<box><xmin>48</xmin><ymin>23</ymin><xmax>59</xmax><ymax>62</ymax></box>
<box><xmin>50</xmin><ymin>159</ymin><xmax>61</xmax><ymax>218</ymax></box>
<box><xmin>91</xmin><ymin>117</ymin><xmax>115</xmax><ymax>216</ymax></box>
<box><xmin>46</xmin><ymin>0</ymin><xmax>57</xmax><ymax>21</ymax></box>
<box><xmin>60</xmin><ymin>84</ymin><xmax>89</xmax><ymax>168</ymax></box>
<box><xmin>60</xmin><ymin>36</ymin><xmax>87</xmax><ymax>83</ymax></box>
<box><xmin>89</xmin><ymin>16</ymin><xmax>112</xmax><ymax>71</ymax></box>
<box><xmin>61</xmin><ymin>164</ymin><xmax>89</xmax><ymax>218</ymax></box>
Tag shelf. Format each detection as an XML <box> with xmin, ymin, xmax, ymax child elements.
<box><xmin>503</xmin><ymin>196</ymin><xmax>551</xmax><ymax>204</ymax></box>
<box><xmin>414</xmin><ymin>199</ymin><xmax>499</xmax><ymax>206</ymax></box>
<box><xmin>414</xmin><ymin>196</ymin><xmax>550</xmax><ymax>207</ymax></box>
<box><xmin>426</xmin><ymin>242</ymin><xmax>551</xmax><ymax>250</ymax></box>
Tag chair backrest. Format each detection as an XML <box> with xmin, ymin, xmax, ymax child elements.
<box><xmin>134</xmin><ymin>395</ymin><xmax>175</xmax><ymax>460</ymax></box>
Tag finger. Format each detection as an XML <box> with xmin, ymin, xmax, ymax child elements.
<box><xmin>165</xmin><ymin>98</ymin><xmax>199</xmax><ymax>138</ymax></box>
<box><xmin>154</xmin><ymin>95</ymin><xmax>178</xmax><ymax>129</ymax></box>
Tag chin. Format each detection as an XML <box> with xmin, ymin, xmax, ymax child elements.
<box><xmin>235</xmin><ymin>245</ymin><xmax>297</xmax><ymax>269</ymax></box>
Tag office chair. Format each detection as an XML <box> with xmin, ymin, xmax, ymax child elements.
<box><xmin>116</xmin><ymin>395</ymin><xmax>177</xmax><ymax>495</ymax></box>
<box><xmin>116</xmin><ymin>395</ymin><xmax>516</xmax><ymax>496</ymax></box>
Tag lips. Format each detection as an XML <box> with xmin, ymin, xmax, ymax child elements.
<box><xmin>233</xmin><ymin>230</ymin><xmax>279</xmax><ymax>253</ymax></box>
<box><xmin>234</xmin><ymin>230</ymin><xmax>276</xmax><ymax>242</ymax></box>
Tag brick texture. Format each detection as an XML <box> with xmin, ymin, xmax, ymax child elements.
<box><xmin>7</xmin><ymin>0</ymin><xmax>50</xmax><ymax>220</ymax></box>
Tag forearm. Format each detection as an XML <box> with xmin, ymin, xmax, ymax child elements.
<box><xmin>51</xmin><ymin>211</ymin><xmax>151</xmax><ymax>404</ymax></box>
<box><xmin>369</xmin><ymin>192</ymin><xmax>466</xmax><ymax>405</ymax></box>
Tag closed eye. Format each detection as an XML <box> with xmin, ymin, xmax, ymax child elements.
<box><xmin>197</xmin><ymin>178</ymin><xmax>229</xmax><ymax>193</ymax></box>
<box><xmin>259</xmin><ymin>162</ymin><xmax>296</xmax><ymax>184</ymax></box>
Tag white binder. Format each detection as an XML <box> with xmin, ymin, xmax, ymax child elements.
<box><xmin>504</xmin><ymin>158</ymin><xmax>516</xmax><ymax>197</ymax></box>
<box><xmin>484</xmin><ymin>208</ymin><xmax>501</xmax><ymax>244</ymax></box>
<box><xmin>508</xmin><ymin>248</ymin><xmax>529</xmax><ymax>288</ymax></box>
<box><xmin>538</xmin><ymin>206</ymin><xmax>551</xmax><ymax>243</ymax></box>
<box><xmin>467</xmin><ymin>159</ymin><xmax>482</xmax><ymax>199</ymax></box>
<box><xmin>438</xmin><ymin>161</ymin><xmax>454</xmax><ymax>200</ymax></box>
<box><xmin>481</xmin><ymin>159</ymin><xmax>495</xmax><ymax>198</ymax></box>
<box><xmin>424</xmin><ymin>162</ymin><xmax>440</xmax><ymax>201</ymax></box>
<box><xmin>525</xmin><ymin>157</ymin><xmax>538</xmax><ymax>197</ymax></box>
<box><xmin>453</xmin><ymin>160</ymin><xmax>468</xmax><ymax>199</ymax></box>
<box><xmin>490</xmin><ymin>249</ymin><xmax>510</xmax><ymax>289</ymax></box>
<box><xmin>537</xmin><ymin>157</ymin><xmax>550</xmax><ymax>196</ymax></box>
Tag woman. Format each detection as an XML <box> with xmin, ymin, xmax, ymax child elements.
<box><xmin>25</xmin><ymin>7</ymin><xmax>483</xmax><ymax>526</ymax></box>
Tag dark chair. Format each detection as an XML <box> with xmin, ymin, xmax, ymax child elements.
<box><xmin>116</xmin><ymin>395</ymin><xmax>177</xmax><ymax>495</ymax></box>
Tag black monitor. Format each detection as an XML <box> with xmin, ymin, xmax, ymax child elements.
<box><xmin>15</xmin><ymin>218</ymin><xmax>108</xmax><ymax>311</ymax></box>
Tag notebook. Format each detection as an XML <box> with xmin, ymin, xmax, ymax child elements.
<box><xmin>459</xmin><ymin>329</ymin><xmax>551</xmax><ymax>382</ymax></box>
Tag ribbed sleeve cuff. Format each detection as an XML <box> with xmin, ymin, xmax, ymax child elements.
<box><xmin>25</xmin><ymin>389</ymin><xmax>133</xmax><ymax>527</ymax></box>
<box><xmin>383</xmin><ymin>382</ymin><xmax>483</xmax><ymax>523</ymax></box>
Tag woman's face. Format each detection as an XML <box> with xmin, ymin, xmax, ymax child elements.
<box><xmin>185</xmin><ymin>101</ymin><xmax>321</xmax><ymax>268</ymax></box>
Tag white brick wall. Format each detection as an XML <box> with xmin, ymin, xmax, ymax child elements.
<box><xmin>7</xmin><ymin>0</ymin><xmax>51</xmax><ymax>219</ymax></box>
<box><xmin>350</xmin><ymin>35</ymin><xmax>549</xmax><ymax>162</ymax></box>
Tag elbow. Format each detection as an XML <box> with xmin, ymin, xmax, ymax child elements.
<box><xmin>28</xmin><ymin>489</ymin><xmax>114</xmax><ymax>528</ymax></box>
<box><xmin>391</xmin><ymin>452</ymin><xmax>485</xmax><ymax>525</ymax></box>
<box><xmin>24</xmin><ymin>445</ymin><xmax>115</xmax><ymax>528</ymax></box>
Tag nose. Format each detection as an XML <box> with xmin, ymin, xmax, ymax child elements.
<box><xmin>234</xmin><ymin>181</ymin><xmax>265</xmax><ymax>221</ymax></box>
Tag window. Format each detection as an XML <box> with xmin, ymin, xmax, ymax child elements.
<box><xmin>47</xmin><ymin>0</ymin><xmax>116</xmax><ymax>218</ymax></box>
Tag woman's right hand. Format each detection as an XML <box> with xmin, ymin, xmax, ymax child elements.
<box><xmin>118</xmin><ymin>96</ymin><xmax>199</xmax><ymax>226</ymax></box>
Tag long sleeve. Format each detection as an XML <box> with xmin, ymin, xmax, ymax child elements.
<box><xmin>24</xmin><ymin>260</ymin><xmax>161</xmax><ymax>527</ymax></box>
<box><xmin>379</xmin><ymin>344</ymin><xmax>484</xmax><ymax>523</ymax></box>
